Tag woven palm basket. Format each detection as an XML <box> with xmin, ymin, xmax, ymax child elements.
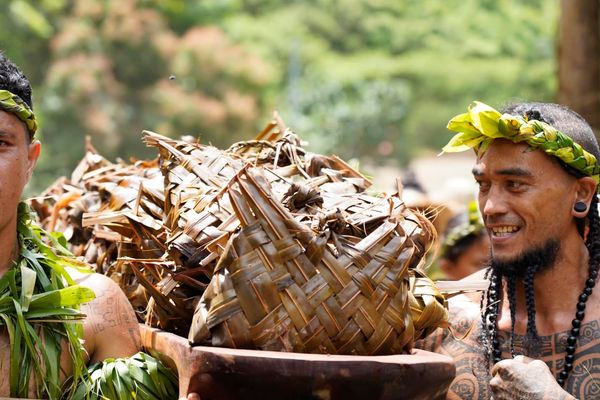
<box><xmin>143</xmin><ymin>118</ymin><xmax>448</xmax><ymax>353</ymax></box>
<box><xmin>186</xmin><ymin>166</ymin><xmax>447</xmax><ymax>355</ymax></box>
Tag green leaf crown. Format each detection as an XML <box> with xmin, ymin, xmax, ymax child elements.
<box><xmin>442</xmin><ymin>101</ymin><xmax>600</xmax><ymax>188</ymax></box>
<box><xmin>0</xmin><ymin>89</ymin><xmax>38</xmax><ymax>136</ymax></box>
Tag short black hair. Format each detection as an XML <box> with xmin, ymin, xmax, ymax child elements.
<box><xmin>0</xmin><ymin>52</ymin><xmax>33</xmax><ymax>110</ymax></box>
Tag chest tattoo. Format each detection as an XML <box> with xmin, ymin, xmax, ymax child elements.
<box><xmin>417</xmin><ymin>310</ymin><xmax>600</xmax><ymax>399</ymax></box>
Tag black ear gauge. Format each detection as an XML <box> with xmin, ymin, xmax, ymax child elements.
<box><xmin>574</xmin><ymin>201</ymin><xmax>588</xmax><ymax>213</ymax></box>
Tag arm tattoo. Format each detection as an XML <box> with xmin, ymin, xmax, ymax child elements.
<box><xmin>85</xmin><ymin>284</ymin><xmax>137</xmax><ymax>335</ymax></box>
<box><xmin>416</xmin><ymin>302</ymin><xmax>492</xmax><ymax>399</ymax></box>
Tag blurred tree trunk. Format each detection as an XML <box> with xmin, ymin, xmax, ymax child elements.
<box><xmin>557</xmin><ymin>0</ymin><xmax>600</xmax><ymax>134</ymax></box>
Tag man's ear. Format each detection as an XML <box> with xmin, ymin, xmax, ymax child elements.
<box><xmin>26</xmin><ymin>140</ymin><xmax>41</xmax><ymax>181</ymax></box>
<box><xmin>573</xmin><ymin>176</ymin><xmax>597</xmax><ymax>217</ymax></box>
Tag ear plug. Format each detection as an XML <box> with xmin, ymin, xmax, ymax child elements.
<box><xmin>574</xmin><ymin>202</ymin><xmax>588</xmax><ymax>212</ymax></box>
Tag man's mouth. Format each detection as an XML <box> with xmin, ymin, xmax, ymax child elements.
<box><xmin>490</xmin><ymin>225</ymin><xmax>520</xmax><ymax>237</ymax></box>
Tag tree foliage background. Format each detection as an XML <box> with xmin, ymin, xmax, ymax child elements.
<box><xmin>0</xmin><ymin>0</ymin><xmax>559</xmax><ymax>194</ymax></box>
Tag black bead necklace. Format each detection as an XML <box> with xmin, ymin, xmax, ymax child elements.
<box><xmin>489</xmin><ymin>265</ymin><xmax>599</xmax><ymax>387</ymax></box>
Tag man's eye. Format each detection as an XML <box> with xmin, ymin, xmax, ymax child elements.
<box><xmin>507</xmin><ymin>181</ymin><xmax>524</xmax><ymax>190</ymax></box>
<box><xmin>476</xmin><ymin>181</ymin><xmax>490</xmax><ymax>191</ymax></box>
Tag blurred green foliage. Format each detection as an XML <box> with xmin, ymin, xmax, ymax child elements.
<box><xmin>0</xmin><ymin>0</ymin><xmax>558</xmax><ymax>194</ymax></box>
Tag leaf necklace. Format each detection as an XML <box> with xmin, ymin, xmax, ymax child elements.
<box><xmin>0</xmin><ymin>203</ymin><xmax>95</xmax><ymax>399</ymax></box>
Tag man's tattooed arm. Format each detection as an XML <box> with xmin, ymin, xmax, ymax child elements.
<box><xmin>78</xmin><ymin>272</ymin><xmax>141</xmax><ymax>363</ymax></box>
<box><xmin>415</xmin><ymin>296</ymin><xmax>492</xmax><ymax>399</ymax></box>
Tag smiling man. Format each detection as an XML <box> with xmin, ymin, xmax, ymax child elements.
<box><xmin>417</xmin><ymin>101</ymin><xmax>600</xmax><ymax>399</ymax></box>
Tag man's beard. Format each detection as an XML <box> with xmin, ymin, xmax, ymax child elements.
<box><xmin>488</xmin><ymin>238</ymin><xmax>560</xmax><ymax>356</ymax></box>
<box><xmin>490</xmin><ymin>238</ymin><xmax>560</xmax><ymax>278</ymax></box>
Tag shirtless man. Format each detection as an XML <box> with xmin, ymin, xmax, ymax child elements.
<box><xmin>0</xmin><ymin>51</ymin><xmax>204</xmax><ymax>400</ymax></box>
<box><xmin>0</xmin><ymin>52</ymin><xmax>142</xmax><ymax>398</ymax></box>
<box><xmin>418</xmin><ymin>101</ymin><xmax>600</xmax><ymax>399</ymax></box>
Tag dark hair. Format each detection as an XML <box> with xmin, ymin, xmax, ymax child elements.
<box><xmin>0</xmin><ymin>52</ymin><xmax>32</xmax><ymax>110</ymax></box>
<box><xmin>0</xmin><ymin>52</ymin><xmax>34</xmax><ymax>141</ymax></box>
<box><xmin>481</xmin><ymin>102</ymin><xmax>600</xmax><ymax>367</ymax></box>
<box><xmin>443</xmin><ymin>234</ymin><xmax>482</xmax><ymax>263</ymax></box>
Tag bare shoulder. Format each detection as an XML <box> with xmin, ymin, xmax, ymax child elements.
<box><xmin>69</xmin><ymin>267</ymin><xmax>119</xmax><ymax>292</ymax></box>
<box><xmin>444</xmin><ymin>268</ymin><xmax>488</xmax><ymax>332</ymax></box>
<box><xmin>69</xmin><ymin>268</ymin><xmax>132</xmax><ymax>328</ymax></box>
<box><xmin>448</xmin><ymin>294</ymin><xmax>482</xmax><ymax>333</ymax></box>
<box><xmin>67</xmin><ymin>268</ymin><xmax>141</xmax><ymax>363</ymax></box>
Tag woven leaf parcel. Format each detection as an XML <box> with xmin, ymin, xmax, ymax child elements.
<box><xmin>30</xmin><ymin>117</ymin><xmax>448</xmax><ymax>354</ymax></box>
<box><xmin>187</xmin><ymin>164</ymin><xmax>447</xmax><ymax>355</ymax></box>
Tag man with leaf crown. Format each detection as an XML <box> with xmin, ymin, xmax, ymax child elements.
<box><xmin>418</xmin><ymin>100</ymin><xmax>600</xmax><ymax>399</ymax></box>
<box><xmin>0</xmin><ymin>51</ymin><xmax>143</xmax><ymax>399</ymax></box>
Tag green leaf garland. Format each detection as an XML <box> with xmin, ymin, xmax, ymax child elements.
<box><xmin>1</xmin><ymin>202</ymin><xmax>95</xmax><ymax>399</ymax></box>
<box><xmin>442</xmin><ymin>101</ymin><xmax>600</xmax><ymax>187</ymax></box>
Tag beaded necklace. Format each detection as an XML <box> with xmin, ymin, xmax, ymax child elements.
<box><xmin>487</xmin><ymin>264</ymin><xmax>599</xmax><ymax>387</ymax></box>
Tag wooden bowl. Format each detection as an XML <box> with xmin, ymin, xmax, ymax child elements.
<box><xmin>140</xmin><ymin>324</ymin><xmax>455</xmax><ymax>400</ymax></box>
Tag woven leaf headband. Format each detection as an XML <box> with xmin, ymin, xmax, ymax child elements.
<box><xmin>441</xmin><ymin>101</ymin><xmax>600</xmax><ymax>186</ymax></box>
<box><xmin>0</xmin><ymin>89</ymin><xmax>37</xmax><ymax>136</ymax></box>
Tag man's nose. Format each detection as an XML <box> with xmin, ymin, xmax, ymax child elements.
<box><xmin>481</xmin><ymin>192</ymin><xmax>508</xmax><ymax>217</ymax></box>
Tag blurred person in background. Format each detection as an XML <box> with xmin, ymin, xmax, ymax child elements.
<box><xmin>438</xmin><ymin>201</ymin><xmax>489</xmax><ymax>280</ymax></box>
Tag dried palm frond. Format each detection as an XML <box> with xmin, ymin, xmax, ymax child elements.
<box><xmin>28</xmin><ymin>146</ymin><xmax>192</xmax><ymax>333</ymax></box>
